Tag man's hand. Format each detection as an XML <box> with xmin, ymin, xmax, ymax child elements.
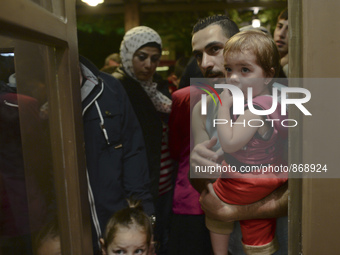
<box><xmin>200</xmin><ymin>182</ymin><xmax>289</xmax><ymax>222</ymax></box>
<box><xmin>190</xmin><ymin>137</ymin><xmax>221</xmax><ymax>179</ymax></box>
<box><xmin>199</xmin><ymin>183</ymin><xmax>238</xmax><ymax>222</ymax></box>
<box><xmin>191</xmin><ymin>137</ymin><xmax>220</xmax><ymax>170</ymax></box>
<box><xmin>190</xmin><ymin>137</ymin><xmax>221</xmax><ymax>193</ymax></box>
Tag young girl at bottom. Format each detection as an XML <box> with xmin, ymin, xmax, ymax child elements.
<box><xmin>100</xmin><ymin>200</ymin><xmax>154</xmax><ymax>255</ymax></box>
<box><xmin>206</xmin><ymin>30</ymin><xmax>288</xmax><ymax>255</ymax></box>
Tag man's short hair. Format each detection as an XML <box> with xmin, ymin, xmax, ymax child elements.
<box><xmin>278</xmin><ymin>8</ymin><xmax>288</xmax><ymax>21</ymax></box>
<box><xmin>192</xmin><ymin>15</ymin><xmax>239</xmax><ymax>39</ymax></box>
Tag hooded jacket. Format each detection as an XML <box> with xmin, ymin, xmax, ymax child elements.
<box><xmin>79</xmin><ymin>56</ymin><xmax>154</xmax><ymax>251</ymax></box>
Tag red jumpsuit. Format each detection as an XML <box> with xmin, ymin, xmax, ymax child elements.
<box><xmin>212</xmin><ymin>95</ymin><xmax>288</xmax><ymax>254</ymax></box>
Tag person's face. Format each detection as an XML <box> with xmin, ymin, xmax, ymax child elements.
<box><xmin>192</xmin><ymin>25</ymin><xmax>229</xmax><ymax>78</ymax></box>
<box><xmin>273</xmin><ymin>19</ymin><xmax>288</xmax><ymax>57</ymax></box>
<box><xmin>37</xmin><ymin>237</ymin><xmax>61</xmax><ymax>255</ymax></box>
<box><xmin>224</xmin><ymin>50</ymin><xmax>271</xmax><ymax>98</ymax></box>
<box><xmin>132</xmin><ymin>46</ymin><xmax>161</xmax><ymax>81</ymax></box>
<box><xmin>102</xmin><ymin>226</ymin><xmax>149</xmax><ymax>255</ymax></box>
<box><xmin>108</xmin><ymin>59</ymin><xmax>120</xmax><ymax>67</ymax></box>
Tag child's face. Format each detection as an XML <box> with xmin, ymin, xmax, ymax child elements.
<box><xmin>103</xmin><ymin>226</ymin><xmax>149</xmax><ymax>255</ymax></box>
<box><xmin>37</xmin><ymin>237</ymin><xmax>61</xmax><ymax>255</ymax></box>
<box><xmin>274</xmin><ymin>19</ymin><xmax>289</xmax><ymax>57</ymax></box>
<box><xmin>224</xmin><ymin>50</ymin><xmax>271</xmax><ymax>98</ymax></box>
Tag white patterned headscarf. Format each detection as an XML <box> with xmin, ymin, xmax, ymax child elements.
<box><xmin>120</xmin><ymin>26</ymin><xmax>171</xmax><ymax>113</ymax></box>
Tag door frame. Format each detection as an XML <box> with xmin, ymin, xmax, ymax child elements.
<box><xmin>0</xmin><ymin>1</ymin><xmax>92</xmax><ymax>254</ymax></box>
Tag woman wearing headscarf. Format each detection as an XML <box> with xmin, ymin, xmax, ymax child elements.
<box><xmin>113</xmin><ymin>26</ymin><xmax>173</xmax><ymax>255</ymax></box>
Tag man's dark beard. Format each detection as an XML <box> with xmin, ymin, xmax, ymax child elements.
<box><xmin>204</xmin><ymin>69</ymin><xmax>224</xmax><ymax>78</ymax></box>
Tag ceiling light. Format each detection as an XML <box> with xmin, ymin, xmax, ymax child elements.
<box><xmin>253</xmin><ymin>7</ymin><xmax>260</xmax><ymax>15</ymax></box>
<box><xmin>81</xmin><ymin>0</ymin><xmax>104</xmax><ymax>7</ymax></box>
<box><xmin>252</xmin><ymin>19</ymin><xmax>261</xmax><ymax>28</ymax></box>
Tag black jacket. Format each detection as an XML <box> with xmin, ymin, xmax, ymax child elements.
<box><xmin>113</xmin><ymin>68</ymin><xmax>170</xmax><ymax>199</ymax></box>
<box><xmin>80</xmin><ymin>57</ymin><xmax>154</xmax><ymax>251</ymax></box>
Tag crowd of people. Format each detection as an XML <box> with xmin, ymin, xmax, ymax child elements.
<box><xmin>1</xmin><ymin>8</ymin><xmax>290</xmax><ymax>255</ymax></box>
<box><xmin>85</xmin><ymin>9</ymin><xmax>289</xmax><ymax>255</ymax></box>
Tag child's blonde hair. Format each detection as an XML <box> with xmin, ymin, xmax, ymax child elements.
<box><xmin>224</xmin><ymin>30</ymin><xmax>281</xmax><ymax>78</ymax></box>
<box><xmin>102</xmin><ymin>199</ymin><xmax>152</xmax><ymax>247</ymax></box>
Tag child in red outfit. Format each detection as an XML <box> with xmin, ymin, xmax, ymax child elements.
<box><xmin>206</xmin><ymin>30</ymin><xmax>288</xmax><ymax>255</ymax></box>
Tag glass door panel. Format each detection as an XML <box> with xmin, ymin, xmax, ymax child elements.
<box><xmin>0</xmin><ymin>35</ymin><xmax>59</xmax><ymax>255</ymax></box>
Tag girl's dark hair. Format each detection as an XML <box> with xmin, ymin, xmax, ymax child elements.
<box><xmin>138</xmin><ymin>42</ymin><xmax>162</xmax><ymax>53</ymax></box>
<box><xmin>278</xmin><ymin>8</ymin><xmax>288</xmax><ymax>21</ymax></box>
<box><xmin>103</xmin><ymin>199</ymin><xmax>152</xmax><ymax>248</ymax></box>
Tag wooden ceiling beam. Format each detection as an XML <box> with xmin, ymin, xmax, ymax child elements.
<box><xmin>142</xmin><ymin>2</ymin><xmax>286</xmax><ymax>12</ymax></box>
<box><xmin>76</xmin><ymin>1</ymin><xmax>287</xmax><ymax>15</ymax></box>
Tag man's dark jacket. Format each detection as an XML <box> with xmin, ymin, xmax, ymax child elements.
<box><xmin>80</xmin><ymin>56</ymin><xmax>154</xmax><ymax>252</ymax></box>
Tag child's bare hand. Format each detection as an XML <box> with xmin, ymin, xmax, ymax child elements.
<box><xmin>220</xmin><ymin>88</ymin><xmax>233</xmax><ymax>108</ymax></box>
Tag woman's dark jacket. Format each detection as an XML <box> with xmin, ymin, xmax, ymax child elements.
<box><xmin>113</xmin><ymin>67</ymin><xmax>169</xmax><ymax>199</ymax></box>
